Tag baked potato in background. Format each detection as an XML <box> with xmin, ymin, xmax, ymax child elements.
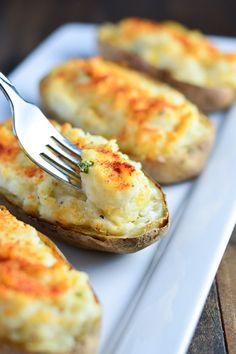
<box><xmin>0</xmin><ymin>206</ymin><xmax>101</xmax><ymax>354</ymax></box>
<box><xmin>0</xmin><ymin>119</ymin><xmax>169</xmax><ymax>254</ymax></box>
<box><xmin>40</xmin><ymin>57</ymin><xmax>215</xmax><ymax>184</ymax></box>
<box><xmin>98</xmin><ymin>18</ymin><xmax>236</xmax><ymax>113</ymax></box>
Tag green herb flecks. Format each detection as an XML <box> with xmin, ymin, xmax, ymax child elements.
<box><xmin>79</xmin><ymin>160</ymin><xmax>94</xmax><ymax>174</ymax></box>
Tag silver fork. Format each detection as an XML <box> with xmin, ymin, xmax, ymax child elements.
<box><xmin>0</xmin><ymin>72</ymin><xmax>84</xmax><ymax>189</ymax></box>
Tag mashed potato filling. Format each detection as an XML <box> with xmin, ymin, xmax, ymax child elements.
<box><xmin>0</xmin><ymin>120</ymin><xmax>164</xmax><ymax>236</ymax></box>
<box><xmin>0</xmin><ymin>207</ymin><xmax>101</xmax><ymax>353</ymax></box>
<box><xmin>41</xmin><ymin>57</ymin><xmax>212</xmax><ymax>163</ymax></box>
<box><xmin>99</xmin><ymin>18</ymin><xmax>236</xmax><ymax>88</ymax></box>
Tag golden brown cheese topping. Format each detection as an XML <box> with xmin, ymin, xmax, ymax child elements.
<box><xmin>100</xmin><ymin>18</ymin><xmax>220</xmax><ymax>59</ymax></box>
<box><xmin>0</xmin><ymin>206</ymin><xmax>70</xmax><ymax>297</ymax></box>
<box><xmin>0</xmin><ymin>120</ymin><xmax>135</xmax><ymax>191</ymax></box>
<box><xmin>41</xmin><ymin>57</ymin><xmax>212</xmax><ymax>161</ymax></box>
<box><xmin>0</xmin><ymin>120</ymin><xmax>164</xmax><ymax>236</ymax></box>
<box><xmin>0</xmin><ymin>207</ymin><xmax>101</xmax><ymax>353</ymax></box>
<box><xmin>98</xmin><ymin>18</ymin><xmax>236</xmax><ymax>87</ymax></box>
<box><xmin>0</xmin><ymin>260</ymin><xmax>63</xmax><ymax>297</ymax></box>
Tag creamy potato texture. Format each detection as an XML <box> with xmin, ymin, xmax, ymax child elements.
<box><xmin>98</xmin><ymin>18</ymin><xmax>236</xmax><ymax>88</ymax></box>
<box><xmin>40</xmin><ymin>57</ymin><xmax>213</xmax><ymax>163</ymax></box>
<box><xmin>0</xmin><ymin>120</ymin><xmax>164</xmax><ymax>236</ymax></box>
<box><xmin>0</xmin><ymin>206</ymin><xmax>100</xmax><ymax>353</ymax></box>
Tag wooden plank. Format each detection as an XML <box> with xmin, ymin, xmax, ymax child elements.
<box><xmin>188</xmin><ymin>281</ymin><xmax>227</xmax><ymax>354</ymax></box>
<box><xmin>217</xmin><ymin>228</ymin><xmax>236</xmax><ymax>354</ymax></box>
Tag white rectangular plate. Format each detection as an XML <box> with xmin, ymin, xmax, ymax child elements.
<box><xmin>0</xmin><ymin>24</ymin><xmax>236</xmax><ymax>354</ymax></box>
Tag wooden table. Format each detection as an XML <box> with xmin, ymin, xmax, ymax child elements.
<box><xmin>188</xmin><ymin>229</ymin><xmax>236</xmax><ymax>354</ymax></box>
<box><xmin>1</xmin><ymin>1</ymin><xmax>235</xmax><ymax>352</ymax></box>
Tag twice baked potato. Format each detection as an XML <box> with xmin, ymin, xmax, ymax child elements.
<box><xmin>0</xmin><ymin>205</ymin><xmax>101</xmax><ymax>354</ymax></box>
<box><xmin>98</xmin><ymin>18</ymin><xmax>236</xmax><ymax>112</ymax></box>
<box><xmin>0</xmin><ymin>119</ymin><xmax>168</xmax><ymax>253</ymax></box>
<box><xmin>40</xmin><ymin>57</ymin><xmax>215</xmax><ymax>184</ymax></box>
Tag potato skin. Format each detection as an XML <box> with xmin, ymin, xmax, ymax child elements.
<box><xmin>0</xmin><ymin>324</ymin><xmax>100</xmax><ymax>354</ymax></box>
<box><xmin>164</xmin><ymin>77</ymin><xmax>236</xmax><ymax>114</ymax></box>
<box><xmin>98</xmin><ymin>40</ymin><xmax>236</xmax><ymax>113</ymax></box>
<box><xmin>138</xmin><ymin>135</ymin><xmax>215</xmax><ymax>184</ymax></box>
<box><xmin>0</xmin><ymin>178</ymin><xmax>169</xmax><ymax>254</ymax></box>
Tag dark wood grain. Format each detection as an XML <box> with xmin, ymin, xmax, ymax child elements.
<box><xmin>188</xmin><ymin>282</ymin><xmax>227</xmax><ymax>354</ymax></box>
<box><xmin>0</xmin><ymin>1</ymin><xmax>235</xmax><ymax>353</ymax></box>
<box><xmin>217</xmin><ymin>229</ymin><xmax>236</xmax><ymax>354</ymax></box>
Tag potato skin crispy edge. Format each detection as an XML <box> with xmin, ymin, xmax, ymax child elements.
<box><xmin>138</xmin><ymin>135</ymin><xmax>215</xmax><ymax>184</ymax></box>
<box><xmin>0</xmin><ymin>177</ymin><xmax>169</xmax><ymax>254</ymax></box>
<box><xmin>98</xmin><ymin>40</ymin><xmax>236</xmax><ymax>113</ymax></box>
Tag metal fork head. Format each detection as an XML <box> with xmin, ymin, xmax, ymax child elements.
<box><xmin>0</xmin><ymin>72</ymin><xmax>84</xmax><ymax>190</ymax></box>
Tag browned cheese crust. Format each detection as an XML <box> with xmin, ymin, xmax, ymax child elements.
<box><xmin>40</xmin><ymin>57</ymin><xmax>215</xmax><ymax>184</ymax></box>
<box><xmin>0</xmin><ymin>205</ymin><xmax>101</xmax><ymax>354</ymax></box>
<box><xmin>98</xmin><ymin>40</ymin><xmax>236</xmax><ymax>113</ymax></box>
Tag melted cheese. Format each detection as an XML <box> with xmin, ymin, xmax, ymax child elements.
<box><xmin>0</xmin><ymin>120</ymin><xmax>165</xmax><ymax>237</ymax></box>
<box><xmin>0</xmin><ymin>206</ymin><xmax>100</xmax><ymax>353</ymax></box>
<box><xmin>98</xmin><ymin>18</ymin><xmax>236</xmax><ymax>88</ymax></box>
<box><xmin>41</xmin><ymin>57</ymin><xmax>212</xmax><ymax>163</ymax></box>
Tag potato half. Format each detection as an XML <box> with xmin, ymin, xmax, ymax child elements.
<box><xmin>40</xmin><ymin>57</ymin><xmax>215</xmax><ymax>184</ymax></box>
<box><xmin>0</xmin><ymin>119</ymin><xmax>169</xmax><ymax>253</ymax></box>
<box><xmin>98</xmin><ymin>18</ymin><xmax>236</xmax><ymax>112</ymax></box>
<box><xmin>0</xmin><ymin>206</ymin><xmax>101</xmax><ymax>354</ymax></box>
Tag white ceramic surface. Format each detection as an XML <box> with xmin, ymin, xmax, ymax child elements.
<box><xmin>0</xmin><ymin>24</ymin><xmax>236</xmax><ymax>354</ymax></box>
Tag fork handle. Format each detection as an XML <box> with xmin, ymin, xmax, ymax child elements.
<box><xmin>0</xmin><ymin>72</ymin><xmax>24</xmax><ymax>111</ymax></box>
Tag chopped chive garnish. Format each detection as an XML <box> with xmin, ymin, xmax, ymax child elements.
<box><xmin>79</xmin><ymin>160</ymin><xmax>94</xmax><ymax>174</ymax></box>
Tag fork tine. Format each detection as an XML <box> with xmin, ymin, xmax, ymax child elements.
<box><xmin>36</xmin><ymin>155</ymin><xmax>81</xmax><ymax>189</ymax></box>
<box><xmin>0</xmin><ymin>72</ymin><xmax>84</xmax><ymax>190</ymax></box>
<box><xmin>52</xmin><ymin>134</ymin><xmax>82</xmax><ymax>157</ymax></box>
<box><xmin>47</xmin><ymin>141</ymin><xmax>81</xmax><ymax>166</ymax></box>
<box><xmin>40</xmin><ymin>150</ymin><xmax>81</xmax><ymax>181</ymax></box>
